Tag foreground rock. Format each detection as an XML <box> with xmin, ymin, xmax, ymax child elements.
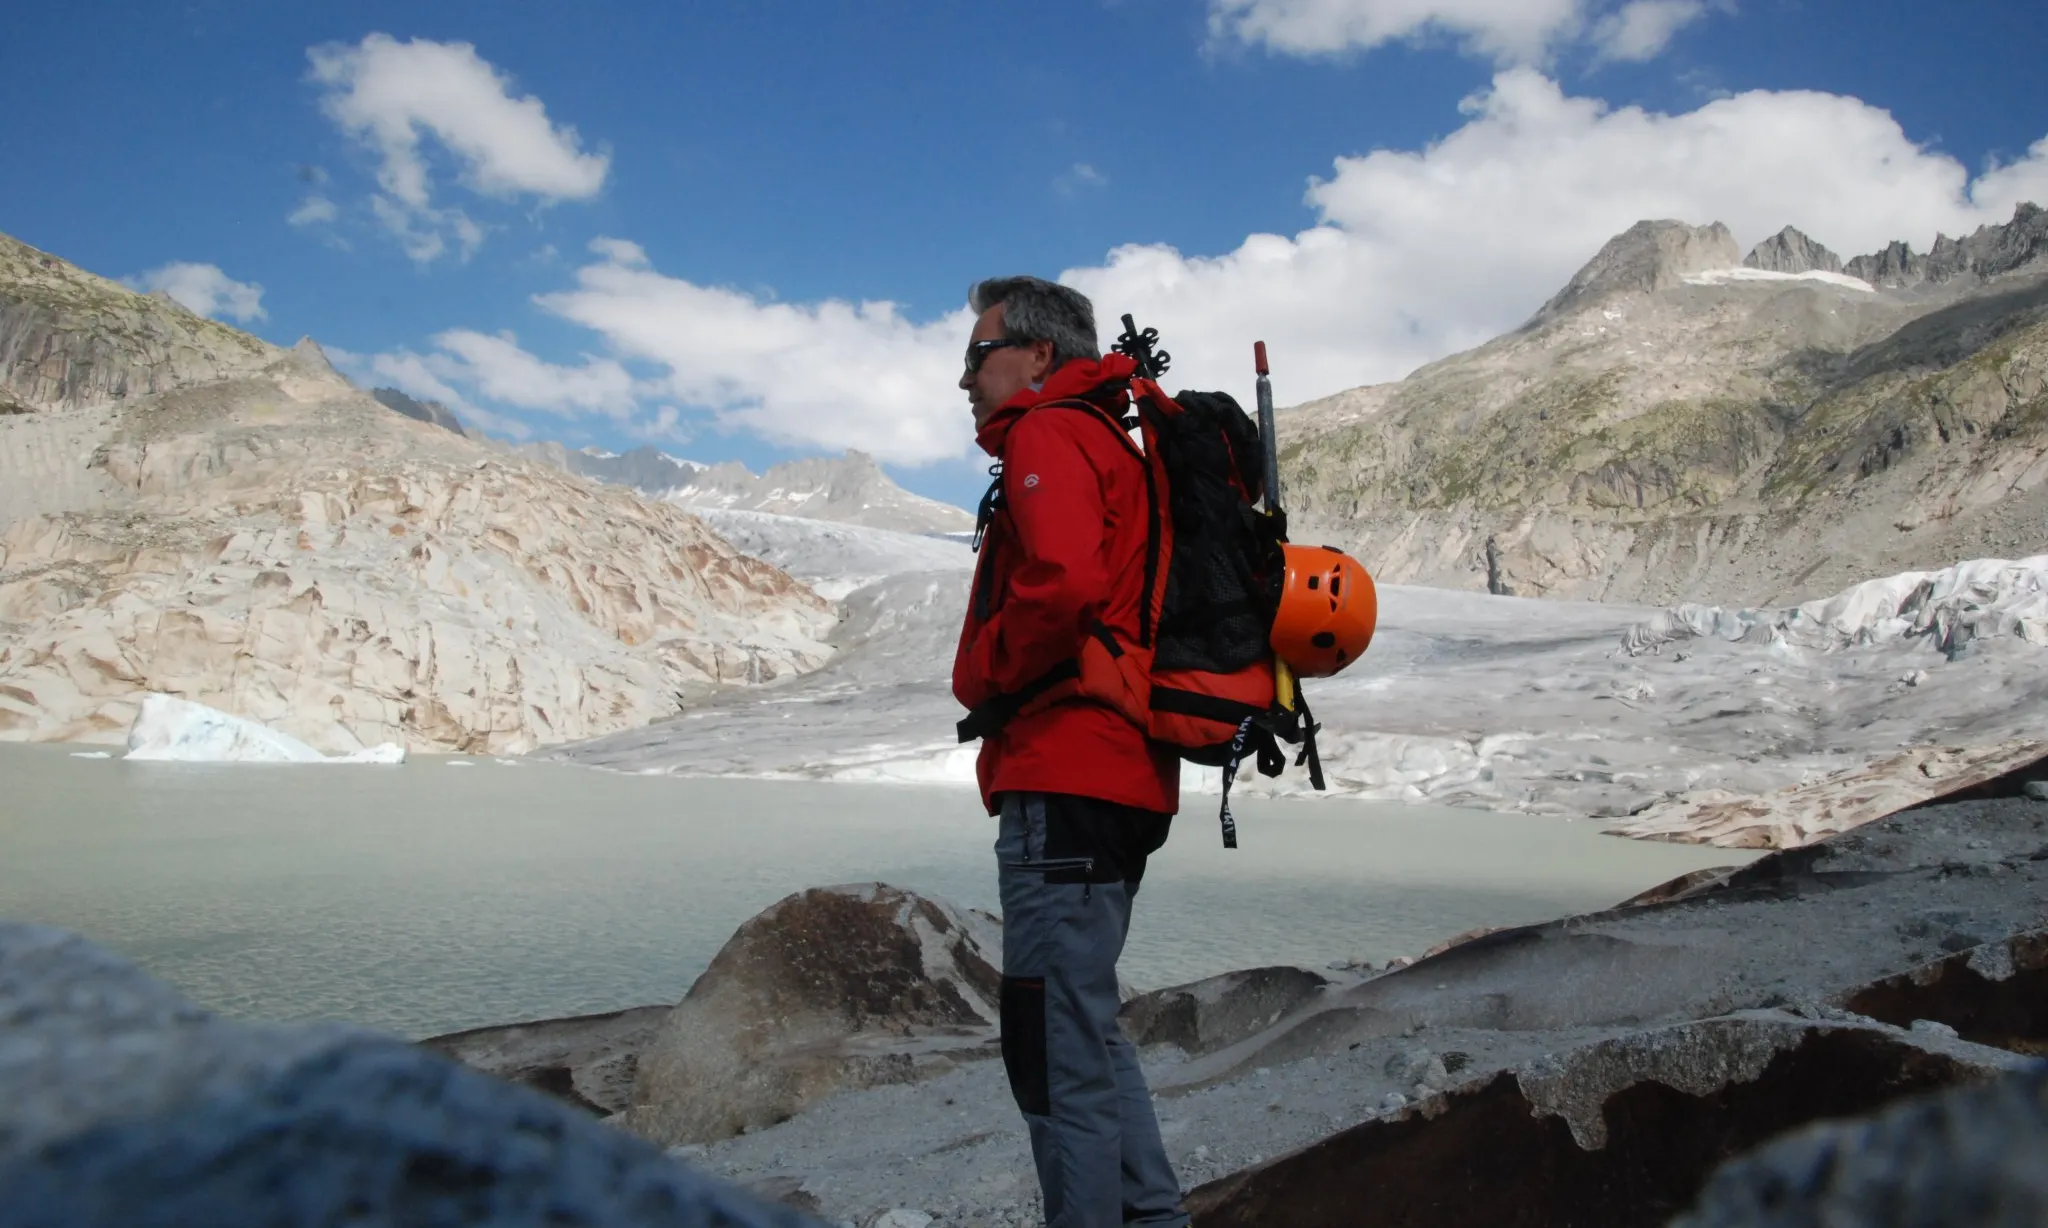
<box><xmin>621</xmin><ymin>884</ymin><xmax>1004</xmax><ymax>1146</ymax></box>
<box><xmin>0</xmin><ymin>922</ymin><xmax>819</xmax><ymax>1228</ymax></box>
<box><xmin>1184</xmin><ymin>1012</ymin><xmax>2033</xmax><ymax>1228</ymax></box>
<box><xmin>0</xmin><ymin>237</ymin><xmax>838</xmax><ymax>753</ymax></box>
<box><xmin>1675</xmin><ymin>1064</ymin><xmax>2048</xmax><ymax>1227</ymax></box>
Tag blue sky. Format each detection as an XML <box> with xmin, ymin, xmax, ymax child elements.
<box><xmin>4</xmin><ymin>0</ymin><xmax>2045</xmax><ymax>509</ymax></box>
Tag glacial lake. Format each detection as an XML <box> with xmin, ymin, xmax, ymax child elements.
<box><xmin>0</xmin><ymin>744</ymin><xmax>1752</xmax><ymax>1039</ymax></box>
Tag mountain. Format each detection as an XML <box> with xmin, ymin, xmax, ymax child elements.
<box><xmin>1280</xmin><ymin>203</ymin><xmax>2048</xmax><ymax>605</ymax></box>
<box><xmin>521</xmin><ymin>444</ymin><xmax>975</xmax><ymax>535</ymax></box>
<box><xmin>370</xmin><ymin>386</ymin><xmax>465</xmax><ymax>436</ymax></box>
<box><xmin>0</xmin><ymin>231</ymin><xmax>835</xmax><ymax>753</ymax></box>
<box><xmin>0</xmin><ymin>232</ymin><xmax>277</xmax><ymax>413</ymax></box>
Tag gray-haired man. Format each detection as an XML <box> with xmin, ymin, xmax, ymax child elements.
<box><xmin>953</xmin><ymin>275</ymin><xmax>1191</xmax><ymax>1227</ymax></box>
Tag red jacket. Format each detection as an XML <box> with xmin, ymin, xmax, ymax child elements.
<box><xmin>953</xmin><ymin>354</ymin><xmax>1181</xmax><ymax>817</ymax></box>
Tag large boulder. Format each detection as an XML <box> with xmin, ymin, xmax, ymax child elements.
<box><xmin>621</xmin><ymin>884</ymin><xmax>1003</xmax><ymax>1147</ymax></box>
<box><xmin>1183</xmin><ymin>1011</ymin><xmax>2033</xmax><ymax>1228</ymax></box>
<box><xmin>0</xmin><ymin>921</ymin><xmax>820</xmax><ymax>1228</ymax></box>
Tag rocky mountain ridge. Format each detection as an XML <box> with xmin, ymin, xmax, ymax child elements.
<box><xmin>0</xmin><ymin>232</ymin><xmax>836</xmax><ymax>752</ymax></box>
<box><xmin>1281</xmin><ymin>202</ymin><xmax>2048</xmax><ymax>605</ymax></box>
<box><xmin>521</xmin><ymin>443</ymin><xmax>974</xmax><ymax>535</ymax></box>
<box><xmin>0</xmin><ymin>233</ymin><xmax>278</xmax><ymax>413</ymax></box>
<box><xmin>370</xmin><ymin>386</ymin><xmax>467</xmax><ymax>436</ymax></box>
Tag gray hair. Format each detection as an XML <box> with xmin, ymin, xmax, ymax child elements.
<box><xmin>967</xmin><ymin>276</ymin><xmax>1100</xmax><ymax>365</ymax></box>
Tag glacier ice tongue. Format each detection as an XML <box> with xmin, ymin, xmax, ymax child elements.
<box><xmin>124</xmin><ymin>694</ymin><xmax>406</xmax><ymax>764</ymax></box>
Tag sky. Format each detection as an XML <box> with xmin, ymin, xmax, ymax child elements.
<box><xmin>3</xmin><ymin>1</ymin><xmax>2045</xmax><ymax>510</ymax></box>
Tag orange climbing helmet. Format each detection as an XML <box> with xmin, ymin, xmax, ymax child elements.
<box><xmin>1270</xmin><ymin>544</ymin><xmax>1377</xmax><ymax>678</ymax></box>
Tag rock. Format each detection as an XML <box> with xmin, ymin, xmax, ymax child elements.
<box><xmin>0</xmin><ymin>921</ymin><xmax>822</xmax><ymax>1227</ymax></box>
<box><xmin>622</xmin><ymin>884</ymin><xmax>1004</xmax><ymax>1147</ymax></box>
<box><xmin>421</xmin><ymin>1002</ymin><xmax>672</xmax><ymax>1117</ymax></box>
<box><xmin>1277</xmin><ymin>203</ymin><xmax>2048</xmax><ymax>607</ymax></box>
<box><xmin>1908</xmin><ymin>1019</ymin><xmax>1959</xmax><ymax>1039</ymax></box>
<box><xmin>2024</xmin><ymin>780</ymin><xmax>2048</xmax><ymax>802</ymax></box>
<box><xmin>1534</xmin><ymin>220</ymin><xmax>1743</xmax><ymax>321</ymax></box>
<box><xmin>1119</xmin><ymin>966</ymin><xmax>1330</xmax><ymax>1057</ymax></box>
<box><xmin>0</xmin><ymin>234</ymin><xmax>277</xmax><ymax>411</ymax></box>
<box><xmin>1841</xmin><ymin>928</ymin><xmax>2048</xmax><ymax>1055</ymax></box>
<box><xmin>1385</xmin><ymin>1049</ymin><xmax>1450</xmax><ymax>1091</ymax></box>
<box><xmin>0</xmin><ymin>360</ymin><xmax>835</xmax><ymax>754</ymax></box>
<box><xmin>370</xmin><ymin>386</ymin><xmax>466</xmax><ymax>436</ymax></box>
<box><xmin>1744</xmin><ymin>227</ymin><xmax>1844</xmax><ymax>276</ymax></box>
<box><xmin>864</xmin><ymin>1211</ymin><xmax>933</xmax><ymax>1228</ymax></box>
<box><xmin>0</xmin><ymin>230</ymin><xmax>837</xmax><ymax>755</ymax></box>
<box><xmin>1378</xmin><ymin>1092</ymin><xmax>1408</xmax><ymax>1113</ymax></box>
<box><xmin>1183</xmin><ymin>1012</ymin><xmax>2032</xmax><ymax>1228</ymax></box>
<box><xmin>1673</xmin><ymin>1064</ymin><xmax>2048</xmax><ymax>1227</ymax></box>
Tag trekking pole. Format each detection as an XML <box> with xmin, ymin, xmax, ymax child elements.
<box><xmin>1254</xmin><ymin>341</ymin><xmax>1297</xmax><ymax>714</ymax></box>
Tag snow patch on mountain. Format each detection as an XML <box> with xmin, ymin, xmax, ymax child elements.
<box><xmin>1683</xmin><ymin>267</ymin><xmax>1875</xmax><ymax>292</ymax></box>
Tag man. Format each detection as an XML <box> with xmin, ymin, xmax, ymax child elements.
<box><xmin>952</xmin><ymin>276</ymin><xmax>1189</xmax><ymax>1228</ymax></box>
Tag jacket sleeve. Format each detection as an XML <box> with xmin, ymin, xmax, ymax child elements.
<box><xmin>956</xmin><ymin>412</ymin><xmax>1111</xmax><ymax>697</ymax></box>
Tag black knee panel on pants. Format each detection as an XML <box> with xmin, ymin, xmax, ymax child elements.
<box><xmin>1000</xmin><ymin>975</ymin><xmax>1050</xmax><ymax>1117</ymax></box>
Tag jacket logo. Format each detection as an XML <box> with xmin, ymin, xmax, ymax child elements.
<box><xmin>1022</xmin><ymin>474</ymin><xmax>1040</xmax><ymax>489</ymax></box>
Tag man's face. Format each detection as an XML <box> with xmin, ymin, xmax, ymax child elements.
<box><xmin>960</xmin><ymin>303</ymin><xmax>1056</xmax><ymax>431</ymax></box>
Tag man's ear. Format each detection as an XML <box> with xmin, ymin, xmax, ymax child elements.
<box><xmin>1030</xmin><ymin>339</ymin><xmax>1058</xmax><ymax>380</ymax></box>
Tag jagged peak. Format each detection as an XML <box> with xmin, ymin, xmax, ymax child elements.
<box><xmin>1744</xmin><ymin>227</ymin><xmax>1843</xmax><ymax>276</ymax></box>
<box><xmin>1844</xmin><ymin>200</ymin><xmax>2046</xmax><ymax>288</ymax></box>
<box><xmin>1533</xmin><ymin>220</ymin><xmax>1740</xmax><ymax>322</ymax></box>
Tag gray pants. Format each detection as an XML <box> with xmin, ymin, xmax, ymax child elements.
<box><xmin>996</xmin><ymin>792</ymin><xmax>1189</xmax><ymax>1228</ymax></box>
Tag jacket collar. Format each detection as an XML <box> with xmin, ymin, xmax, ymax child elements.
<box><xmin>973</xmin><ymin>352</ymin><xmax>1139</xmax><ymax>457</ymax></box>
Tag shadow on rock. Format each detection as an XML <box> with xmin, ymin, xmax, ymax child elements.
<box><xmin>1186</xmin><ymin>1013</ymin><xmax>2032</xmax><ymax>1228</ymax></box>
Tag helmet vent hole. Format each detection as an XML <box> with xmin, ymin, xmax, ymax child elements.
<box><xmin>1312</xmin><ymin>632</ymin><xmax>1337</xmax><ymax>649</ymax></box>
<box><xmin>1335</xmin><ymin>649</ymin><xmax>1349</xmax><ymax>664</ymax></box>
<box><xmin>1330</xmin><ymin>576</ymin><xmax>1342</xmax><ymax>596</ymax></box>
<box><xmin>1306</xmin><ymin>575</ymin><xmax>1320</xmax><ymax>591</ymax></box>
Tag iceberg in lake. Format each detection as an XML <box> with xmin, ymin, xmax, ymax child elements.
<box><xmin>124</xmin><ymin>695</ymin><xmax>406</xmax><ymax>764</ymax></box>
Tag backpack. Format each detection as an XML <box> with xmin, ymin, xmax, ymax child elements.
<box><xmin>956</xmin><ymin>327</ymin><xmax>1326</xmax><ymax>846</ymax></box>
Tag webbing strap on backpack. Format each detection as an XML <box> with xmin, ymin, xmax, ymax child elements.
<box><xmin>1213</xmin><ymin>691</ymin><xmax>1323</xmax><ymax>847</ymax></box>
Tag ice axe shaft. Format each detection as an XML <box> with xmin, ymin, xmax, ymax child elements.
<box><xmin>1254</xmin><ymin>340</ymin><xmax>1297</xmax><ymax>712</ymax></box>
<box><xmin>1254</xmin><ymin>341</ymin><xmax>1281</xmax><ymax>516</ymax></box>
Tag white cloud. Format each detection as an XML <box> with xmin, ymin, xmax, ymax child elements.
<box><xmin>1057</xmin><ymin>162</ymin><xmax>1109</xmax><ymax>196</ymax></box>
<box><xmin>124</xmin><ymin>262</ymin><xmax>267</xmax><ymax>323</ymax></box>
<box><xmin>587</xmin><ymin>236</ymin><xmax>648</xmax><ymax>267</ymax></box>
<box><xmin>306</xmin><ymin>33</ymin><xmax>609</xmax><ymax>261</ymax></box>
<box><xmin>1591</xmin><ymin>0</ymin><xmax>1707</xmax><ymax>62</ymax></box>
<box><xmin>287</xmin><ymin>195</ymin><xmax>339</xmax><ymax>227</ymax></box>
<box><xmin>429</xmin><ymin>329</ymin><xmax>638</xmax><ymax>417</ymax></box>
<box><xmin>533</xmin><ymin>242</ymin><xmax>974</xmax><ymax>465</ymax></box>
<box><xmin>1206</xmin><ymin>0</ymin><xmax>1718</xmax><ymax>63</ymax></box>
<box><xmin>1209</xmin><ymin>0</ymin><xmax>1587</xmax><ymax>62</ymax></box>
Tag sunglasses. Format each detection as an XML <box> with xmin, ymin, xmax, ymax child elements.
<box><xmin>964</xmin><ymin>337</ymin><xmax>1027</xmax><ymax>375</ymax></box>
